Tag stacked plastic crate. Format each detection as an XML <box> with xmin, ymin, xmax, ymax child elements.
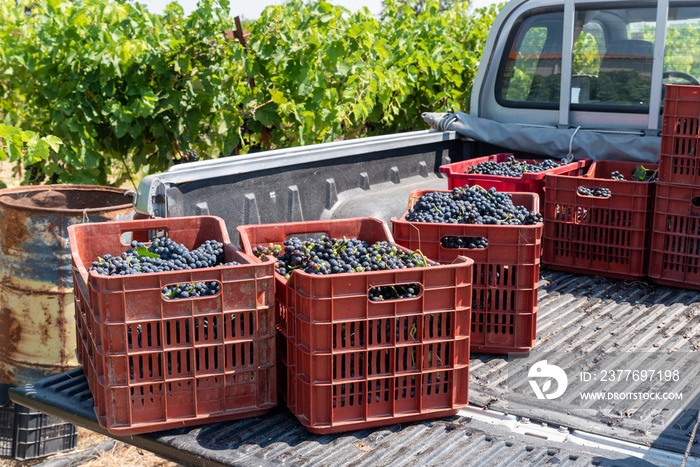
<box><xmin>238</xmin><ymin>218</ymin><xmax>473</xmax><ymax>434</ymax></box>
<box><xmin>648</xmin><ymin>85</ymin><xmax>700</xmax><ymax>290</ymax></box>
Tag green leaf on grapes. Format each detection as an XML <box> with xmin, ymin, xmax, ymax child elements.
<box><xmin>633</xmin><ymin>165</ymin><xmax>649</xmax><ymax>181</ymax></box>
<box><xmin>136</xmin><ymin>246</ymin><xmax>160</xmax><ymax>258</ymax></box>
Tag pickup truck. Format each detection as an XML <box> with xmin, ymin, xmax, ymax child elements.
<box><xmin>9</xmin><ymin>0</ymin><xmax>700</xmax><ymax>465</ymax></box>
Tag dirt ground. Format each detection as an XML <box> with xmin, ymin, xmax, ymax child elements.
<box><xmin>0</xmin><ymin>427</ymin><xmax>180</xmax><ymax>467</ymax></box>
<box><xmin>73</xmin><ymin>428</ymin><xmax>179</xmax><ymax>466</ymax></box>
<box><xmin>0</xmin><ymin>160</ymin><xmax>19</xmax><ymax>188</ymax></box>
<box><xmin>0</xmin><ymin>160</ymin><xmax>179</xmax><ymax>466</ymax></box>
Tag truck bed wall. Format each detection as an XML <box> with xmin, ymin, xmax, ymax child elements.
<box><xmin>160</xmin><ymin>134</ymin><xmax>509</xmax><ymax>242</ymax></box>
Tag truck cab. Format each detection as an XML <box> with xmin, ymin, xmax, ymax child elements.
<box><xmin>473</xmin><ymin>0</ymin><xmax>700</xmax><ymax>135</ymax></box>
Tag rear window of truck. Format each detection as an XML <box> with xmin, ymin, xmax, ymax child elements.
<box><xmin>497</xmin><ymin>3</ymin><xmax>700</xmax><ymax>112</ymax></box>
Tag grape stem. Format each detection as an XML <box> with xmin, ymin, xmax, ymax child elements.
<box><xmin>412</xmin><ymin>248</ymin><xmax>430</xmax><ymax>266</ymax></box>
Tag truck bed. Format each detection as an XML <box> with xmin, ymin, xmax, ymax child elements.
<box><xmin>10</xmin><ymin>268</ymin><xmax>699</xmax><ymax>466</ymax></box>
<box><xmin>9</xmin><ymin>130</ymin><xmax>700</xmax><ymax>465</ymax></box>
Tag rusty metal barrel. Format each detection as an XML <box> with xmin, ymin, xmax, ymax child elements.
<box><xmin>0</xmin><ymin>185</ymin><xmax>134</xmax><ymax>387</ymax></box>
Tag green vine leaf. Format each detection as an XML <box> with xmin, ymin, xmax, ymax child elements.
<box><xmin>136</xmin><ymin>246</ymin><xmax>160</xmax><ymax>258</ymax></box>
<box><xmin>0</xmin><ymin>0</ymin><xmax>500</xmax><ymax>185</ymax></box>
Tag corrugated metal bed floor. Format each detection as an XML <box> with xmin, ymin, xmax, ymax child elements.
<box><xmin>8</xmin><ymin>369</ymin><xmax>666</xmax><ymax>466</ymax></box>
<box><xmin>470</xmin><ymin>268</ymin><xmax>700</xmax><ymax>459</ymax></box>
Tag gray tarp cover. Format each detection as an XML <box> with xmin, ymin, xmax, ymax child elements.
<box><xmin>422</xmin><ymin>111</ymin><xmax>661</xmax><ymax>163</ymax></box>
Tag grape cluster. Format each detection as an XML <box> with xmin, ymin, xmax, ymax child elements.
<box><xmin>89</xmin><ymin>238</ymin><xmax>238</xmax><ymax>276</ymax></box>
<box><xmin>465</xmin><ymin>155</ymin><xmax>561</xmax><ymax>177</ymax></box>
<box><xmin>405</xmin><ymin>186</ymin><xmax>542</xmax><ymax>225</ymax></box>
<box><xmin>441</xmin><ymin>236</ymin><xmax>488</xmax><ymax>249</ymax></box>
<box><xmin>610</xmin><ymin>171</ymin><xmax>625</xmax><ymax>180</ymax></box>
<box><xmin>253</xmin><ymin>236</ymin><xmax>435</xmax><ymax>280</ymax></box>
<box><xmin>162</xmin><ymin>281</ymin><xmax>221</xmax><ymax>300</ymax></box>
<box><xmin>173</xmin><ymin>149</ymin><xmax>199</xmax><ymax>165</ymax></box>
<box><xmin>578</xmin><ymin>186</ymin><xmax>611</xmax><ymax>197</ymax></box>
<box><xmin>368</xmin><ymin>284</ymin><xmax>420</xmax><ymax>301</ymax></box>
<box><xmin>609</xmin><ymin>169</ymin><xmax>658</xmax><ymax>181</ymax></box>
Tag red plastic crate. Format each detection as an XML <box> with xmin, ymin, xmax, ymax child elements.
<box><xmin>439</xmin><ymin>154</ymin><xmax>590</xmax><ymax>209</ymax></box>
<box><xmin>543</xmin><ymin>161</ymin><xmax>658</xmax><ymax>280</ymax></box>
<box><xmin>659</xmin><ymin>84</ymin><xmax>700</xmax><ymax>185</ymax></box>
<box><xmin>283</xmin><ymin>364</ymin><xmax>470</xmax><ymax>434</ymax></box>
<box><xmin>391</xmin><ymin>190</ymin><xmax>541</xmax><ymax>354</ymax></box>
<box><xmin>648</xmin><ymin>183</ymin><xmax>700</xmax><ymax>290</ymax></box>
<box><xmin>68</xmin><ymin>216</ymin><xmax>276</xmax><ymax>435</ymax></box>
<box><xmin>237</xmin><ymin>218</ymin><xmax>473</xmax><ymax>434</ymax></box>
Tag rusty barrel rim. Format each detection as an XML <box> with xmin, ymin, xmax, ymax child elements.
<box><xmin>0</xmin><ymin>184</ymin><xmax>134</xmax><ymax>214</ymax></box>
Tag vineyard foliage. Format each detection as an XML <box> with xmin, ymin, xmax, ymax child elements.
<box><xmin>0</xmin><ymin>0</ymin><xmax>499</xmax><ymax>187</ymax></box>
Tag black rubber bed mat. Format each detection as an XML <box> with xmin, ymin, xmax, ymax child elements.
<box><xmin>9</xmin><ymin>367</ymin><xmax>660</xmax><ymax>466</ymax></box>
<box><xmin>8</xmin><ymin>268</ymin><xmax>699</xmax><ymax>466</ymax></box>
